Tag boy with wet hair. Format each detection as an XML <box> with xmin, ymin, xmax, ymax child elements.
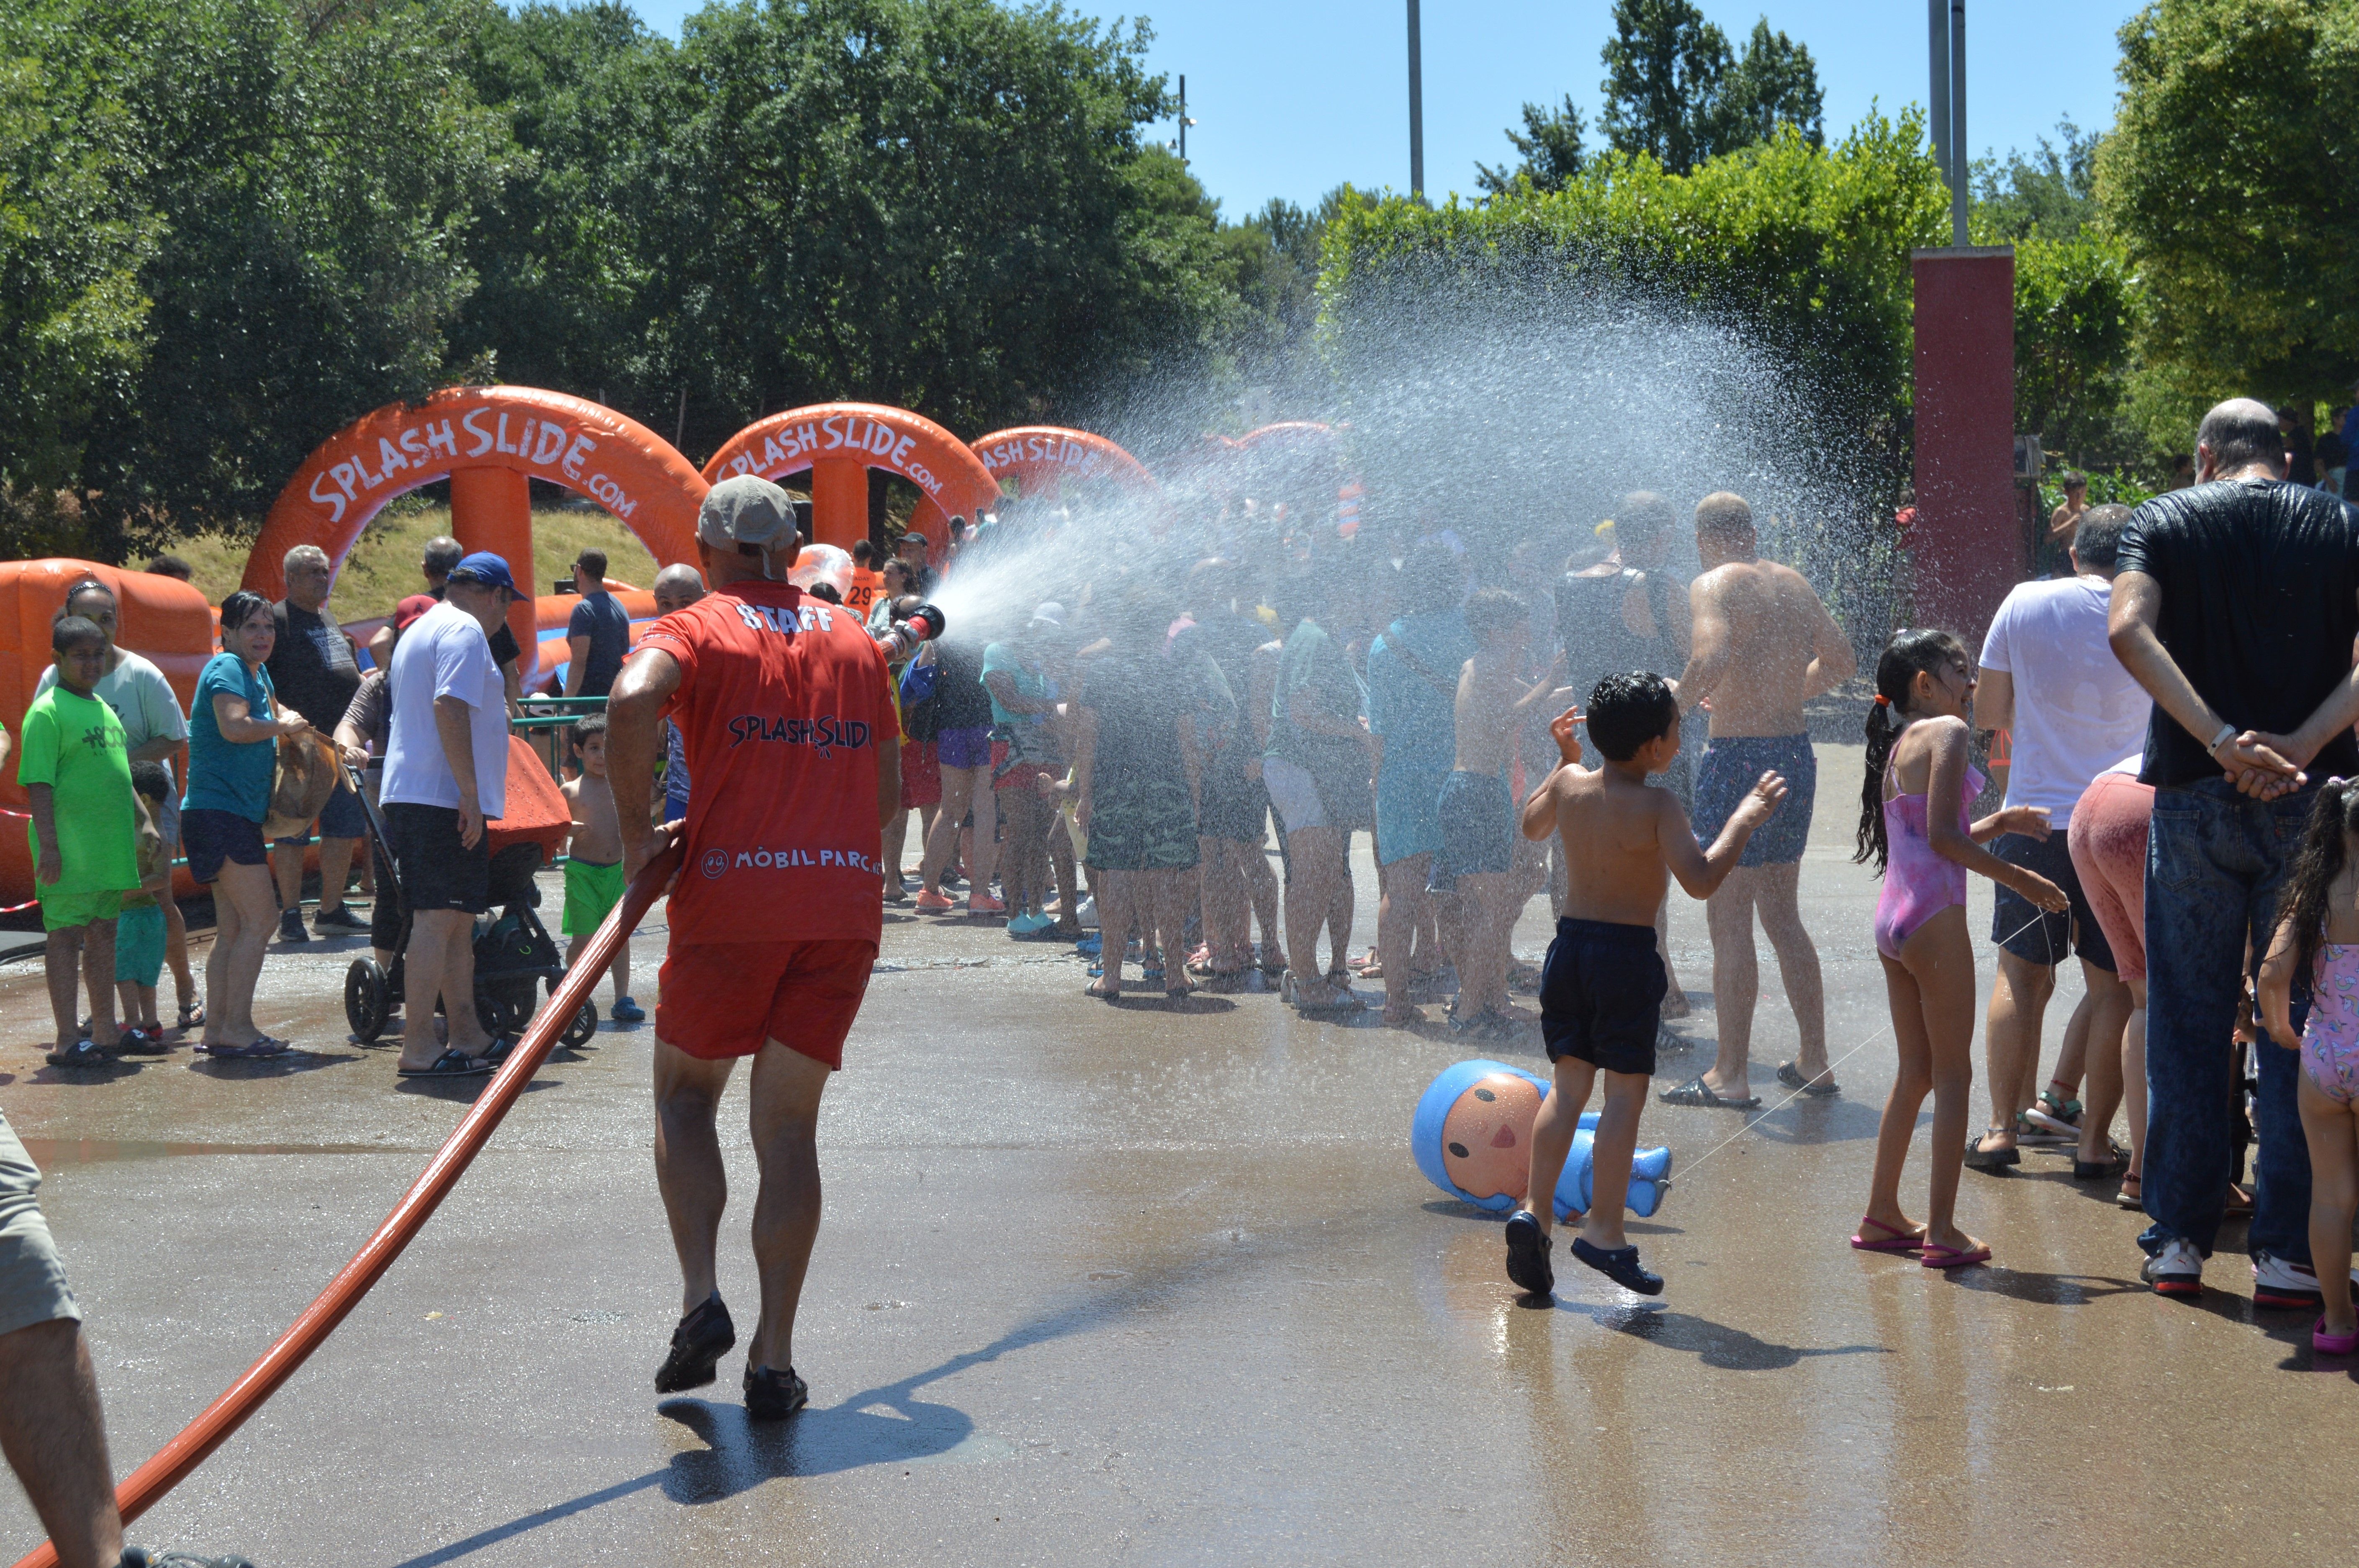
<box><xmin>22</xmin><ymin>617</ymin><xmax>139</xmax><ymax>1067</ymax></box>
<box><xmin>1503</xmin><ymin>671</ymin><xmax>1785</xmax><ymax>1298</ymax></box>
<box><xmin>561</xmin><ymin>713</ymin><xmax>642</xmax><ymax>1024</ymax></box>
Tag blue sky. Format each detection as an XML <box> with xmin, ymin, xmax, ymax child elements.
<box><xmin>624</xmin><ymin>1</ymin><xmax>2136</xmax><ymax>218</ymax></box>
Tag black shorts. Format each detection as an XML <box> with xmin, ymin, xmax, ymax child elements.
<box><xmin>180</xmin><ymin>808</ymin><xmax>267</xmax><ymax>885</ymax></box>
<box><xmin>1428</xmin><ymin>770</ymin><xmax>1514</xmax><ymax>892</ymax></box>
<box><xmin>1539</xmin><ymin>917</ymin><xmax>1666</xmax><ymax>1075</ymax></box>
<box><xmin>1198</xmin><ymin>752</ymin><xmax>1270</xmax><ymax>842</ymax></box>
<box><xmin>1991</xmin><ymin>829</ymin><xmax>2114</xmax><ymax>972</ymax></box>
<box><xmin>383</xmin><ymin>803</ymin><xmax>490</xmax><ymax>916</ymax></box>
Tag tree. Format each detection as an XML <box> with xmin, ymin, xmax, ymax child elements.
<box><xmin>1476</xmin><ymin>96</ymin><xmax>1586</xmax><ymax>194</ymax></box>
<box><xmin>0</xmin><ymin>8</ymin><xmax>157</xmax><ymax>547</ymax></box>
<box><xmin>1599</xmin><ymin>0</ymin><xmax>1732</xmax><ymax>174</ymax></box>
<box><xmin>2097</xmin><ymin>0</ymin><xmax>2359</xmax><ymax>410</ymax></box>
<box><xmin>1599</xmin><ymin>2</ymin><xmax>1821</xmax><ymax>174</ymax></box>
<box><xmin>1218</xmin><ymin>187</ymin><xmax>1349</xmax><ymax>403</ymax></box>
<box><xmin>1973</xmin><ymin>119</ymin><xmax>2102</xmax><ymax>241</ymax></box>
<box><xmin>2011</xmin><ymin>231</ymin><xmax>2142</xmax><ymax>467</ymax></box>
<box><xmin>1722</xmin><ymin>19</ymin><xmax>1823</xmax><ymax>151</ymax></box>
<box><xmin>58</xmin><ymin>0</ymin><xmax>514</xmax><ymax>552</ymax></box>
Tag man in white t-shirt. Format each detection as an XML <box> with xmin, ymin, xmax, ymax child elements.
<box><xmin>1967</xmin><ymin>506</ymin><xmax>2150</xmax><ymax>1171</ymax></box>
<box><xmin>381</xmin><ymin>552</ymin><xmax>514</xmax><ymax>1078</ymax></box>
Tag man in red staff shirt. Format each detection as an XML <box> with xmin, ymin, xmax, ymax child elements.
<box><xmin>606</xmin><ymin>475</ymin><xmax>902</xmax><ymax>1421</ymax></box>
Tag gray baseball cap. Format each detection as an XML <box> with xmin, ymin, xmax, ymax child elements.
<box><xmin>698</xmin><ymin>475</ymin><xmax>797</xmax><ymax>552</ymax></box>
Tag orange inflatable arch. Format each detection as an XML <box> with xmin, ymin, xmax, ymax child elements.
<box><xmin>969</xmin><ymin>426</ymin><xmax>1161</xmax><ymax>503</ymax></box>
<box><xmin>0</xmin><ymin>559</ymin><xmax>216</xmax><ymax>904</ymax></box>
<box><xmin>244</xmin><ymin>387</ymin><xmax>707</xmax><ymax>682</ymax></box>
<box><xmin>704</xmin><ymin>403</ymin><xmax>998</xmax><ymax>567</ymax></box>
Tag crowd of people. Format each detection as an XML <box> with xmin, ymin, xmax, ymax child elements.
<box><xmin>10</xmin><ymin>393</ymin><xmax>2359</xmax><ymax>1568</ymax></box>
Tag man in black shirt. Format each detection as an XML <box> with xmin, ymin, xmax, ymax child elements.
<box><xmin>267</xmin><ymin>544</ymin><xmax>368</xmax><ymax>940</ymax></box>
<box><xmin>2109</xmin><ymin>396</ymin><xmax>2359</xmax><ymax>1306</ymax></box>
<box><xmin>564</xmin><ymin>547</ymin><xmax>631</xmax><ymax>700</ymax></box>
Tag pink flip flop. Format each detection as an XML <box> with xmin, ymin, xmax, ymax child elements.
<box><xmin>1850</xmin><ymin>1216</ymin><xmax>1923</xmax><ymax>1253</ymax></box>
<box><xmin>2314</xmin><ymin>1317</ymin><xmax>2359</xmax><ymax>1355</ymax></box>
<box><xmin>1920</xmin><ymin>1242</ymin><xmax>1992</xmax><ymax>1269</ymax></box>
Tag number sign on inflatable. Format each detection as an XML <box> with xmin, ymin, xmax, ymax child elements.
<box><xmin>1412</xmin><ymin>1059</ymin><xmax>1672</xmax><ymax>1220</ymax></box>
<box><xmin>704</xmin><ymin>403</ymin><xmax>998</xmax><ymax>568</ymax></box>
<box><xmin>243</xmin><ymin>387</ymin><xmax>707</xmax><ymax>683</ymax></box>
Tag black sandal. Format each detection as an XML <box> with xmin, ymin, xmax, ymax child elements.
<box><xmin>1657</xmin><ymin>1076</ymin><xmax>1760</xmax><ymax>1109</ymax></box>
<box><xmin>45</xmin><ymin>1038</ymin><xmax>112</xmax><ymax>1068</ymax></box>
<box><xmin>1776</xmin><ymin>1060</ymin><xmax>1840</xmax><ymax>1097</ymax></box>
<box><xmin>396</xmin><ymin>1048</ymin><xmax>492</xmax><ymax>1078</ymax></box>
<box><xmin>1964</xmin><ymin>1130</ymin><xmax>2021</xmax><ymax>1171</ymax></box>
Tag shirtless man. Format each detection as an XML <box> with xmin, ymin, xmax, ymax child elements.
<box><xmin>1664</xmin><ymin>492</ymin><xmax>1856</xmax><ymax>1108</ymax></box>
<box><xmin>1428</xmin><ymin>588</ymin><xmax>1568</xmax><ymax>1031</ymax></box>
<box><xmin>1502</xmin><ymin>672</ymin><xmax>1785</xmax><ymax>1296</ymax></box>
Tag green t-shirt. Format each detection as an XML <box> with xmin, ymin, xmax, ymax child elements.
<box><xmin>18</xmin><ymin>685</ymin><xmax>137</xmax><ymax>894</ymax></box>
<box><xmin>1266</xmin><ymin>618</ymin><xmax>1368</xmax><ymax>790</ymax></box>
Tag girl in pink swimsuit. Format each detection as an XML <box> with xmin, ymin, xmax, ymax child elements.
<box><xmin>1847</xmin><ymin>630</ymin><xmax>2067</xmax><ymax>1270</ymax></box>
<box><xmin>2257</xmin><ymin>779</ymin><xmax>2359</xmax><ymax>1354</ymax></box>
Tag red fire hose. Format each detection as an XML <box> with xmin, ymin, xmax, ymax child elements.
<box><xmin>10</xmin><ymin>846</ymin><xmax>681</xmax><ymax>1568</ymax></box>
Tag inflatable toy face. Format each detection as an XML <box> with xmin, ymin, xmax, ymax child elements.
<box><xmin>1439</xmin><ymin>1073</ymin><xmax>1543</xmax><ymax>1201</ymax></box>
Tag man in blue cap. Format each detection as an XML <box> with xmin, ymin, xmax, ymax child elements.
<box><xmin>381</xmin><ymin>550</ymin><xmax>517</xmax><ymax>1077</ymax></box>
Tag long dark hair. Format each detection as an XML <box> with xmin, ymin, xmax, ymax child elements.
<box><xmin>1855</xmin><ymin>627</ymin><xmax>1970</xmax><ymax>873</ymax></box>
<box><xmin>2280</xmin><ymin>779</ymin><xmax>2359</xmax><ymax>988</ymax></box>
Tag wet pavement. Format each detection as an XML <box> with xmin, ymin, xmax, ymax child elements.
<box><xmin>1</xmin><ymin>740</ymin><xmax>2351</xmax><ymax>1565</ymax></box>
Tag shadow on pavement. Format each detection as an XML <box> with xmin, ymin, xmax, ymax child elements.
<box><xmin>1520</xmin><ymin>1293</ymin><xmax>1889</xmax><ymax>1371</ymax></box>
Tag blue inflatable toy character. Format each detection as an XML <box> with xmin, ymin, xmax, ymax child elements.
<box><xmin>1412</xmin><ymin>1059</ymin><xmax>1671</xmax><ymax>1218</ymax></box>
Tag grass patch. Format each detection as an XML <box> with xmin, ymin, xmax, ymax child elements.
<box><xmin>168</xmin><ymin>498</ymin><xmax>663</xmax><ymax>622</ymax></box>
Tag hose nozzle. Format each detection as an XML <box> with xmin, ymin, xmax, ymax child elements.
<box><xmin>876</xmin><ymin>601</ymin><xmax>946</xmax><ymax>658</ymax></box>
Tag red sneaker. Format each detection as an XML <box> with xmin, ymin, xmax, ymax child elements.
<box><xmin>914</xmin><ymin>888</ymin><xmax>955</xmax><ymax>912</ymax></box>
<box><xmin>965</xmin><ymin>892</ymin><xmax>1005</xmax><ymax>916</ymax></box>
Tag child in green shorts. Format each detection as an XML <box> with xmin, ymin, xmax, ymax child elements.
<box><xmin>22</xmin><ymin>616</ymin><xmax>139</xmax><ymax>1066</ymax></box>
<box><xmin>560</xmin><ymin>715</ymin><xmax>641</xmax><ymax>1024</ymax></box>
<box><xmin>113</xmin><ymin>760</ymin><xmax>174</xmax><ymax>1053</ymax></box>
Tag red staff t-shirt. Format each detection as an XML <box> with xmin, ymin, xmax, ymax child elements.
<box><xmin>638</xmin><ymin>580</ymin><xmax>899</xmax><ymax>947</ymax></box>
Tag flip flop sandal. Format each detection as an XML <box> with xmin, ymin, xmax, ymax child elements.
<box><xmin>1257</xmin><ymin>949</ymin><xmax>1287</xmax><ymax>976</ymax></box>
<box><xmin>1965</xmin><ymin>1132</ymin><xmax>2021</xmax><ymax>1171</ymax></box>
<box><xmin>2116</xmin><ymin>1174</ymin><xmax>2143</xmax><ymax>1210</ymax></box>
<box><xmin>2072</xmin><ymin>1146</ymin><xmax>2130</xmax><ymax>1180</ymax></box>
<box><xmin>1656</xmin><ymin>1077</ymin><xmax>1760</xmax><ymax>1109</ymax></box>
<box><xmin>1776</xmin><ymin>1061</ymin><xmax>1840</xmax><ymax>1096</ymax></box>
<box><xmin>176</xmin><ymin>1001</ymin><xmax>205</xmax><ymax>1029</ymax></box>
<box><xmin>397</xmin><ymin>1048</ymin><xmax>493</xmax><ymax>1078</ymax></box>
<box><xmin>1294</xmin><ymin>986</ymin><xmax>1366</xmax><ymax>1014</ymax></box>
<box><xmin>481</xmin><ymin>1036</ymin><xmax>517</xmax><ymax>1065</ymax></box>
<box><xmin>45</xmin><ymin>1038</ymin><xmax>112</xmax><ymax>1068</ymax></box>
<box><xmin>1850</xmin><ymin>1216</ymin><xmax>1925</xmax><ymax>1253</ymax></box>
<box><xmin>1920</xmin><ymin>1242</ymin><xmax>1992</xmax><ymax>1269</ymax></box>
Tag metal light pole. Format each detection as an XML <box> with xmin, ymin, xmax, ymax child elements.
<box><xmin>1407</xmin><ymin>0</ymin><xmax>1424</xmax><ymax>200</ymax></box>
<box><xmin>1174</xmin><ymin>74</ymin><xmax>1195</xmax><ymax>163</ymax></box>
<box><xmin>1929</xmin><ymin>0</ymin><xmax>1968</xmax><ymax>244</ymax></box>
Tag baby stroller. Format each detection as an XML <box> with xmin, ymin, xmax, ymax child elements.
<box><xmin>343</xmin><ymin>736</ymin><xmax>597</xmax><ymax>1050</ymax></box>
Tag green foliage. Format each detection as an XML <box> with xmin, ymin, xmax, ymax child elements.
<box><xmin>1219</xmin><ymin>188</ymin><xmax>1348</xmax><ymax>403</ymax></box>
<box><xmin>2098</xmin><ymin>0</ymin><xmax>2359</xmax><ymax>410</ymax></box>
<box><xmin>1598</xmin><ymin>1</ymin><xmax>1822</xmax><ymax>175</ymax></box>
<box><xmin>2039</xmin><ymin>467</ymin><xmax>2153</xmax><ymax>518</ymax></box>
<box><xmin>1322</xmin><ymin>110</ymin><xmax>1945</xmax><ymax>437</ymax></box>
<box><xmin>1971</xmin><ymin>120</ymin><xmax>2102</xmax><ymax>242</ymax></box>
<box><xmin>0</xmin><ymin>10</ymin><xmax>156</xmax><ymax>526</ymax></box>
<box><xmin>1475</xmin><ymin>96</ymin><xmax>1586</xmax><ymax>195</ymax></box>
<box><xmin>2010</xmin><ymin>231</ymin><xmax>2143</xmax><ymax>468</ymax></box>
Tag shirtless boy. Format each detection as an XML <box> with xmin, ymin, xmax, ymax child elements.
<box><xmin>1426</xmin><ymin>588</ymin><xmax>1567</xmax><ymax>1031</ymax></box>
<box><xmin>1504</xmin><ymin>672</ymin><xmax>1785</xmax><ymax>1298</ymax></box>
<box><xmin>561</xmin><ymin>715</ymin><xmax>643</xmax><ymax>1023</ymax></box>
<box><xmin>1667</xmin><ymin>492</ymin><xmax>1855</xmax><ymax>1107</ymax></box>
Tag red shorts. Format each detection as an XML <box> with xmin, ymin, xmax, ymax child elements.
<box><xmin>655</xmin><ymin>939</ymin><xmax>877</xmax><ymax>1067</ymax></box>
<box><xmin>901</xmin><ymin>739</ymin><xmax>941</xmax><ymax>809</ymax></box>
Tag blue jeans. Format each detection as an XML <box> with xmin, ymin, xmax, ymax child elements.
<box><xmin>2141</xmin><ymin>778</ymin><xmax>2313</xmax><ymax>1262</ymax></box>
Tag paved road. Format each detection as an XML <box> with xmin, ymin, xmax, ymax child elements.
<box><xmin>0</xmin><ymin>742</ymin><xmax>2347</xmax><ymax>1566</ymax></box>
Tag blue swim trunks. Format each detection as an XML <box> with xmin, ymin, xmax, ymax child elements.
<box><xmin>1691</xmin><ymin>734</ymin><xmax>1815</xmax><ymax>866</ymax></box>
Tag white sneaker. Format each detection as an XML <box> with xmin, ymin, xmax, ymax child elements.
<box><xmin>1076</xmin><ymin>896</ymin><xmax>1098</xmax><ymax>930</ymax></box>
<box><xmin>2141</xmin><ymin>1239</ymin><xmax>2203</xmax><ymax>1298</ymax></box>
<box><xmin>2251</xmin><ymin>1248</ymin><xmax>2335</xmax><ymax>1308</ymax></box>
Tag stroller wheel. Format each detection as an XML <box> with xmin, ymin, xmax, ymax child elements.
<box><xmin>473</xmin><ymin>986</ymin><xmax>517</xmax><ymax>1038</ymax></box>
<box><xmin>560</xmin><ymin>996</ymin><xmax>599</xmax><ymax>1049</ymax></box>
<box><xmin>345</xmin><ymin>958</ymin><xmax>390</xmax><ymax>1042</ymax></box>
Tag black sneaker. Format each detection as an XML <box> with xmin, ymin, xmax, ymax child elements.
<box><xmin>121</xmin><ymin>1550</ymin><xmax>259</xmax><ymax>1568</ymax></box>
<box><xmin>653</xmin><ymin>1294</ymin><xmax>736</xmax><ymax>1392</ymax></box>
<box><xmin>1571</xmin><ymin>1236</ymin><xmax>1664</xmax><ymax>1296</ymax></box>
<box><xmin>744</xmin><ymin>1364</ymin><xmax>809</xmax><ymax>1421</ymax></box>
<box><xmin>313</xmin><ymin>906</ymin><xmax>369</xmax><ymax>933</ymax></box>
<box><xmin>1503</xmin><ymin>1209</ymin><xmax>1554</xmax><ymax>1295</ymax></box>
<box><xmin>277</xmin><ymin>910</ymin><xmax>309</xmax><ymax>944</ymax></box>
